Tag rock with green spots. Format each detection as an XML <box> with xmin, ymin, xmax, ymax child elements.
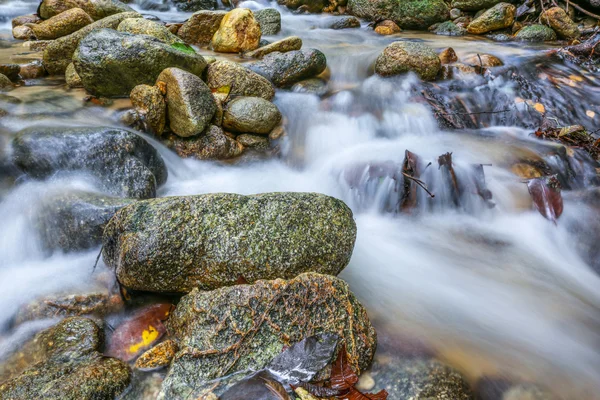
<box><xmin>30</xmin><ymin>8</ymin><xmax>93</xmax><ymax>40</ymax></box>
<box><xmin>172</xmin><ymin>0</ymin><xmax>217</xmax><ymax>11</ymax></box>
<box><xmin>0</xmin><ymin>73</ymin><xmax>13</xmax><ymax>91</ymax></box>
<box><xmin>254</xmin><ymin>8</ymin><xmax>281</xmax><ymax>35</ymax></box>
<box><xmin>467</xmin><ymin>3</ymin><xmax>515</xmax><ymax>34</ymax></box>
<box><xmin>375</xmin><ymin>41</ymin><xmax>441</xmax><ymax>81</ymax></box>
<box><xmin>130</xmin><ymin>84</ymin><xmax>167</xmax><ymax>135</ymax></box>
<box><xmin>515</xmin><ymin>24</ymin><xmax>556</xmax><ymax>41</ymax></box>
<box><xmin>223</xmin><ymin>96</ymin><xmax>281</xmax><ymax>134</ymax></box>
<box><xmin>348</xmin><ymin>0</ymin><xmax>449</xmax><ymax>30</ymax></box>
<box><xmin>163</xmin><ymin>125</ymin><xmax>244</xmax><ymax>160</ymax></box>
<box><xmin>211</xmin><ymin>8</ymin><xmax>262</xmax><ymax>53</ymax></box>
<box><xmin>117</xmin><ymin>17</ymin><xmax>183</xmax><ymax>44</ymax></box>
<box><xmin>135</xmin><ymin>340</ymin><xmax>178</xmax><ymax>370</ymax></box>
<box><xmin>39</xmin><ymin>0</ymin><xmax>134</xmax><ymax>20</ymax></box>
<box><xmin>159</xmin><ymin>273</ymin><xmax>376</xmax><ymax>399</ymax></box>
<box><xmin>245</xmin><ymin>36</ymin><xmax>302</xmax><ymax>59</ymax></box>
<box><xmin>248</xmin><ymin>48</ymin><xmax>327</xmax><ymax>87</ymax></box>
<box><xmin>43</xmin><ymin>11</ymin><xmax>142</xmax><ymax>75</ymax></box>
<box><xmin>177</xmin><ymin>10</ymin><xmax>226</xmax><ymax>45</ymax></box>
<box><xmin>431</xmin><ymin>20</ymin><xmax>467</xmax><ymax>36</ymax></box>
<box><xmin>102</xmin><ymin>193</ymin><xmax>357</xmax><ymax>293</ymax></box>
<box><xmin>34</xmin><ymin>190</ymin><xmax>136</xmax><ymax>251</ymax></box>
<box><xmin>451</xmin><ymin>0</ymin><xmax>500</xmax><ymax>11</ymax></box>
<box><xmin>11</xmin><ymin>126</ymin><xmax>167</xmax><ymax>199</ymax></box>
<box><xmin>368</xmin><ymin>356</ymin><xmax>473</xmax><ymax>399</ymax></box>
<box><xmin>157</xmin><ymin>67</ymin><xmax>216</xmax><ymax>137</ymax></box>
<box><xmin>65</xmin><ymin>62</ymin><xmax>83</xmax><ymax>87</ymax></box>
<box><xmin>540</xmin><ymin>7</ymin><xmax>580</xmax><ymax>40</ymax></box>
<box><xmin>206</xmin><ymin>60</ymin><xmax>275</xmax><ymax>100</ymax></box>
<box><xmin>72</xmin><ymin>29</ymin><xmax>207</xmax><ymax>97</ymax></box>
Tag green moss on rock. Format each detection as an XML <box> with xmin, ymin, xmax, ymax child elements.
<box><xmin>348</xmin><ymin>0</ymin><xmax>449</xmax><ymax>30</ymax></box>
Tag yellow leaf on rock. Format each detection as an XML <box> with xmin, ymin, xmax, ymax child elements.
<box><xmin>587</xmin><ymin>110</ymin><xmax>596</xmax><ymax>119</ymax></box>
<box><xmin>212</xmin><ymin>85</ymin><xmax>231</xmax><ymax>95</ymax></box>
<box><xmin>128</xmin><ymin>325</ymin><xmax>160</xmax><ymax>355</ymax></box>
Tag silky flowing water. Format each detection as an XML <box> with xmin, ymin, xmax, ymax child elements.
<box><xmin>1</xmin><ymin>1</ymin><xmax>600</xmax><ymax>398</ymax></box>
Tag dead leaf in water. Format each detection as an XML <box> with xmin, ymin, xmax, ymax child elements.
<box><xmin>527</xmin><ymin>175</ymin><xmax>563</xmax><ymax>223</ymax></box>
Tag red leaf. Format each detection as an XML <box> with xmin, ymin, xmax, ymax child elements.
<box><xmin>330</xmin><ymin>344</ymin><xmax>358</xmax><ymax>391</ymax></box>
<box><xmin>106</xmin><ymin>303</ymin><xmax>173</xmax><ymax>361</ymax></box>
<box><xmin>527</xmin><ymin>175</ymin><xmax>563</xmax><ymax>223</ymax></box>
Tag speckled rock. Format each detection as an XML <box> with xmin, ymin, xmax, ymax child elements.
<box><xmin>13</xmin><ymin>25</ymin><xmax>35</xmax><ymax>40</ymax></box>
<box><xmin>0</xmin><ymin>74</ymin><xmax>13</xmax><ymax>91</ymax></box>
<box><xmin>439</xmin><ymin>47</ymin><xmax>458</xmax><ymax>64</ymax></box>
<box><xmin>348</xmin><ymin>0</ymin><xmax>449</xmax><ymax>30</ymax></box>
<box><xmin>13</xmin><ymin>291</ymin><xmax>123</xmax><ymax>326</ymax></box>
<box><xmin>254</xmin><ymin>8</ymin><xmax>281</xmax><ymax>35</ymax></box>
<box><xmin>374</xmin><ymin>20</ymin><xmax>401</xmax><ymax>35</ymax></box>
<box><xmin>130</xmin><ymin>84</ymin><xmax>166</xmax><ymax>135</ymax></box>
<box><xmin>120</xmin><ymin>372</ymin><xmax>164</xmax><ymax>400</ymax></box>
<box><xmin>24</xmin><ymin>40</ymin><xmax>53</xmax><ymax>51</ymax></box>
<box><xmin>172</xmin><ymin>0</ymin><xmax>217</xmax><ymax>11</ymax></box>
<box><xmin>135</xmin><ymin>340</ymin><xmax>178</xmax><ymax>370</ymax></box>
<box><xmin>515</xmin><ymin>24</ymin><xmax>556</xmax><ymax>41</ymax></box>
<box><xmin>236</xmin><ymin>133</ymin><xmax>270</xmax><ymax>149</ymax></box>
<box><xmin>65</xmin><ymin>62</ymin><xmax>83</xmax><ymax>87</ymax></box>
<box><xmin>249</xmin><ymin>48</ymin><xmax>327</xmax><ymax>87</ymax></box>
<box><xmin>12</xmin><ymin>126</ymin><xmax>167</xmax><ymax>199</ymax></box>
<box><xmin>329</xmin><ymin>16</ymin><xmax>360</xmax><ymax>29</ymax></box>
<box><xmin>431</xmin><ymin>20</ymin><xmax>466</xmax><ymax>36</ymax></box>
<box><xmin>12</xmin><ymin>14</ymin><xmax>41</xmax><ymax>28</ymax></box>
<box><xmin>375</xmin><ymin>41</ymin><xmax>441</xmax><ymax>81</ymax></box>
<box><xmin>0</xmin><ymin>64</ymin><xmax>21</xmax><ymax>82</ymax></box>
<box><xmin>73</xmin><ymin>29</ymin><xmax>207</xmax><ymax>97</ymax></box>
<box><xmin>117</xmin><ymin>17</ymin><xmax>183</xmax><ymax>44</ymax></box>
<box><xmin>211</xmin><ymin>8</ymin><xmax>261</xmax><ymax>53</ymax></box>
<box><xmin>160</xmin><ymin>273</ymin><xmax>376</xmax><ymax>399</ymax></box>
<box><xmin>223</xmin><ymin>96</ymin><xmax>281</xmax><ymax>134</ymax></box>
<box><xmin>35</xmin><ymin>190</ymin><xmax>135</xmax><ymax>251</ymax></box>
<box><xmin>463</xmin><ymin>53</ymin><xmax>503</xmax><ymax>66</ymax></box>
<box><xmin>540</xmin><ymin>7</ymin><xmax>580</xmax><ymax>40</ymax></box>
<box><xmin>291</xmin><ymin>77</ymin><xmax>328</xmax><ymax>95</ymax></box>
<box><xmin>39</xmin><ymin>0</ymin><xmax>134</xmax><ymax>20</ymax></box>
<box><xmin>19</xmin><ymin>61</ymin><xmax>47</xmax><ymax>79</ymax></box>
<box><xmin>245</xmin><ymin>36</ymin><xmax>302</xmax><ymax>59</ymax></box>
<box><xmin>102</xmin><ymin>193</ymin><xmax>357</xmax><ymax>293</ymax></box>
<box><xmin>451</xmin><ymin>0</ymin><xmax>500</xmax><ymax>11</ymax></box>
<box><xmin>368</xmin><ymin>356</ymin><xmax>473</xmax><ymax>399</ymax></box>
<box><xmin>503</xmin><ymin>384</ymin><xmax>557</xmax><ymax>400</ymax></box>
<box><xmin>177</xmin><ymin>10</ymin><xmax>226</xmax><ymax>45</ymax></box>
<box><xmin>157</xmin><ymin>67</ymin><xmax>216</xmax><ymax>137</ymax></box>
<box><xmin>467</xmin><ymin>3</ymin><xmax>515</xmax><ymax>34</ymax></box>
<box><xmin>276</xmin><ymin>0</ymin><xmax>326</xmax><ymax>13</ymax></box>
<box><xmin>163</xmin><ymin>124</ymin><xmax>244</xmax><ymax>160</ymax></box>
<box><xmin>43</xmin><ymin>11</ymin><xmax>142</xmax><ymax>75</ymax></box>
<box><xmin>30</xmin><ymin>8</ymin><xmax>93</xmax><ymax>40</ymax></box>
<box><xmin>206</xmin><ymin>60</ymin><xmax>275</xmax><ymax>100</ymax></box>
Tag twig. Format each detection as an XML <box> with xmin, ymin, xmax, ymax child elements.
<box><xmin>92</xmin><ymin>245</ymin><xmax>103</xmax><ymax>274</ymax></box>
<box><xmin>401</xmin><ymin>172</ymin><xmax>435</xmax><ymax>198</ymax></box>
<box><xmin>553</xmin><ymin>0</ymin><xmax>600</xmax><ymax>20</ymax></box>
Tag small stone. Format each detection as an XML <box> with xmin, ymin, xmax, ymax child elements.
<box><xmin>329</xmin><ymin>16</ymin><xmax>360</xmax><ymax>29</ymax></box>
<box><xmin>157</xmin><ymin>67</ymin><xmax>216</xmax><ymax>137</ymax></box>
<box><xmin>467</xmin><ymin>2</ymin><xmax>516</xmax><ymax>34</ymax></box>
<box><xmin>463</xmin><ymin>53</ymin><xmax>503</xmax><ymax>66</ymax></box>
<box><xmin>515</xmin><ymin>24</ymin><xmax>557</xmax><ymax>41</ymax></box>
<box><xmin>65</xmin><ymin>62</ymin><xmax>83</xmax><ymax>88</ymax></box>
<box><xmin>269</xmin><ymin>124</ymin><xmax>285</xmax><ymax>140</ymax></box>
<box><xmin>164</xmin><ymin>124</ymin><xmax>244</xmax><ymax>160</ymax></box>
<box><xmin>223</xmin><ymin>96</ymin><xmax>282</xmax><ymax>134</ymax></box>
<box><xmin>0</xmin><ymin>64</ymin><xmax>21</xmax><ymax>82</ymax></box>
<box><xmin>356</xmin><ymin>372</ymin><xmax>375</xmax><ymax>391</ymax></box>
<box><xmin>135</xmin><ymin>340</ymin><xmax>178</xmax><ymax>370</ymax></box>
<box><xmin>130</xmin><ymin>84</ymin><xmax>167</xmax><ymax>135</ymax></box>
<box><xmin>211</xmin><ymin>8</ymin><xmax>261</xmax><ymax>53</ymax></box>
<box><xmin>374</xmin><ymin>20</ymin><xmax>401</xmax><ymax>35</ymax></box>
<box><xmin>540</xmin><ymin>7</ymin><xmax>580</xmax><ymax>40</ymax></box>
<box><xmin>245</xmin><ymin>36</ymin><xmax>302</xmax><ymax>59</ymax></box>
<box><xmin>177</xmin><ymin>10</ymin><xmax>226</xmax><ymax>45</ymax></box>
<box><xmin>237</xmin><ymin>133</ymin><xmax>270</xmax><ymax>149</ymax></box>
<box><xmin>0</xmin><ymin>74</ymin><xmax>13</xmax><ymax>91</ymax></box>
<box><xmin>375</xmin><ymin>41</ymin><xmax>441</xmax><ymax>81</ymax></box>
<box><xmin>206</xmin><ymin>60</ymin><xmax>275</xmax><ymax>100</ymax></box>
<box><xmin>117</xmin><ymin>17</ymin><xmax>183</xmax><ymax>44</ymax></box>
<box><xmin>295</xmin><ymin>387</ymin><xmax>319</xmax><ymax>400</ymax></box>
<box><xmin>19</xmin><ymin>60</ymin><xmax>47</xmax><ymax>79</ymax></box>
<box><xmin>439</xmin><ymin>47</ymin><xmax>458</xmax><ymax>64</ymax></box>
<box><xmin>30</xmin><ymin>8</ymin><xmax>93</xmax><ymax>40</ymax></box>
<box><xmin>254</xmin><ymin>8</ymin><xmax>281</xmax><ymax>35</ymax></box>
<box><xmin>13</xmin><ymin>25</ymin><xmax>34</xmax><ymax>40</ymax></box>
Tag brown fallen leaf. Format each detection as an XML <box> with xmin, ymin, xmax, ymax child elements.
<box><xmin>527</xmin><ymin>175</ymin><xmax>563</xmax><ymax>223</ymax></box>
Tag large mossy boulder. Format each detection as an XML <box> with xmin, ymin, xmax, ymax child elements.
<box><xmin>12</xmin><ymin>126</ymin><xmax>167</xmax><ymax>199</ymax></box>
<box><xmin>72</xmin><ymin>29</ymin><xmax>208</xmax><ymax>97</ymax></box>
<box><xmin>211</xmin><ymin>8</ymin><xmax>261</xmax><ymax>53</ymax></box>
<box><xmin>540</xmin><ymin>7</ymin><xmax>580</xmax><ymax>40</ymax></box>
<box><xmin>102</xmin><ymin>192</ymin><xmax>357</xmax><ymax>293</ymax></box>
<box><xmin>163</xmin><ymin>125</ymin><xmax>244</xmax><ymax>160</ymax></box>
<box><xmin>39</xmin><ymin>0</ymin><xmax>134</xmax><ymax>20</ymax></box>
<box><xmin>375</xmin><ymin>41</ymin><xmax>441</xmax><ymax>81</ymax></box>
<box><xmin>206</xmin><ymin>60</ymin><xmax>275</xmax><ymax>100</ymax></box>
<box><xmin>348</xmin><ymin>0</ymin><xmax>449</xmax><ymax>30</ymax></box>
<box><xmin>156</xmin><ymin>67</ymin><xmax>216</xmax><ymax>137</ymax></box>
<box><xmin>172</xmin><ymin>0</ymin><xmax>217</xmax><ymax>11</ymax></box>
<box><xmin>0</xmin><ymin>317</ymin><xmax>131</xmax><ymax>399</ymax></box>
<box><xmin>177</xmin><ymin>10</ymin><xmax>226</xmax><ymax>45</ymax></box>
<box><xmin>222</xmin><ymin>96</ymin><xmax>282</xmax><ymax>134</ymax></box>
<box><xmin>467</xmin><ymin>2</ymin><xmax>516</xmax><ymax>34</ymax></box>
<box><xmin>42</xmin><ymin>11</ymin><xmax>141</xmax><ymax>75</ymax></box>
<box><xmin>117</xmin><ymin>17</ymin><xmax>183</xmax><ymax>44</ymax></box>
<box><xmin>35</xmin><ymin>190</ymin><xmax>135</xmax><ymax>252</ymax></box>
<box><xmin>249</xmin><ymin>48</ymin><xmax>327</xmax><ymax>87</ymax></box>
<box><xmin>30</xmin><ymin>8</ymin><xmax>94</xmax><ymax>40</ymax></box>
<box><xmin>160</xmin><ymin>273</ymin><xmax>377</xmax><ymax>399</ymax></box>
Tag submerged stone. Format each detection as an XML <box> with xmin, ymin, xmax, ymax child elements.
<box><xmin>102</xmin><ymin>192</ymin><xmax>357</xmax><ymax>293</ymax></box>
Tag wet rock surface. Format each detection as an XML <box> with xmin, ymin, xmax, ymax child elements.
<box><xmin>30</xmin><ymin>8</ymin><xmax>94</xmax><ymax>40</ymax></box>
<box><xmin>39</xmin><ymin>0</ymin><xmax>134</xmax><ymax>20</ymax></box>
<box><xmin>375</xmin><ymin>41</ymin><xmax>441</xmax><ymax>81</ymax></box>
<box><xmin>12</xmin><ymin>126</ymin><xmax>167</xmax><ymax>199</ymax></box>
<box><xmin>254</xmin><ymin>8</ymin><xmax>281</xmax><ymax>35</ymax></box>
<box><xmin>130</xmin><ymin>83</ymin><xmax>166</xmax><ymax>135</ymax></box>
<box><xmin>249</xmin><ymin>48</ymin><xmax>327</xmax><ymax>87</ymax></box>
<box><xmin>160</xmin><ymin>273</ymin><xmax>376</xmax><ymax>398</ymax></box>
<box><xmin>211</xmin><ymin>8</ymin><xmax>261</xmax><ymax>53</ymax></box>
<box><xmin>163</xmin><ymin>124</ymin><xmax>244</xmax><ymax>160</ymax></box>
<box><xmin>172</xmin><ymin>0</ymin><xmax>217</xmax><ymax>12</ymax></box>
<box><xmin>206</xmin><ymin>60</ymin><xmax>275</xmax><ymax>100</ymax></box>
<box><xmin>515</xmin><ymin>24</ymin><xmax>557</xmax><ymax>42</ymax></box>
<box><xmin>102</xmin><ymin>192</ymin><xmax>357</xmax><ymax>292</ymax></box>
<box><xmin>245</xmin><ymin>36</ymin><xmax>303</xmax><ymax>59</ymax></box>
<box><xmin>348</xmin><ymin>0</ymin><xmax>450</xmax><ymax>30</ymax></box>
<box><xmin>117</xmin><ymin>17</ymin><xmax>183</xmax><ymax>44</ymax></box>
<box><xmin>177</xmin><ymin>10</ymin><xmax>226</xmax><ymax>45</ymax></box>
<box><xmin>467</xmin><ymin>3</ymin><xmax>516</xmax><ymax>34</ymax></box>
<box><xmin>541</xmin><ymin>7</ymin><xmax>580</xmax><ymax>40</ymax></box>
<box><xmin>222</xmin><ymin>96</ymin><xmax>282</xmax><ymax>134</ymax></box>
